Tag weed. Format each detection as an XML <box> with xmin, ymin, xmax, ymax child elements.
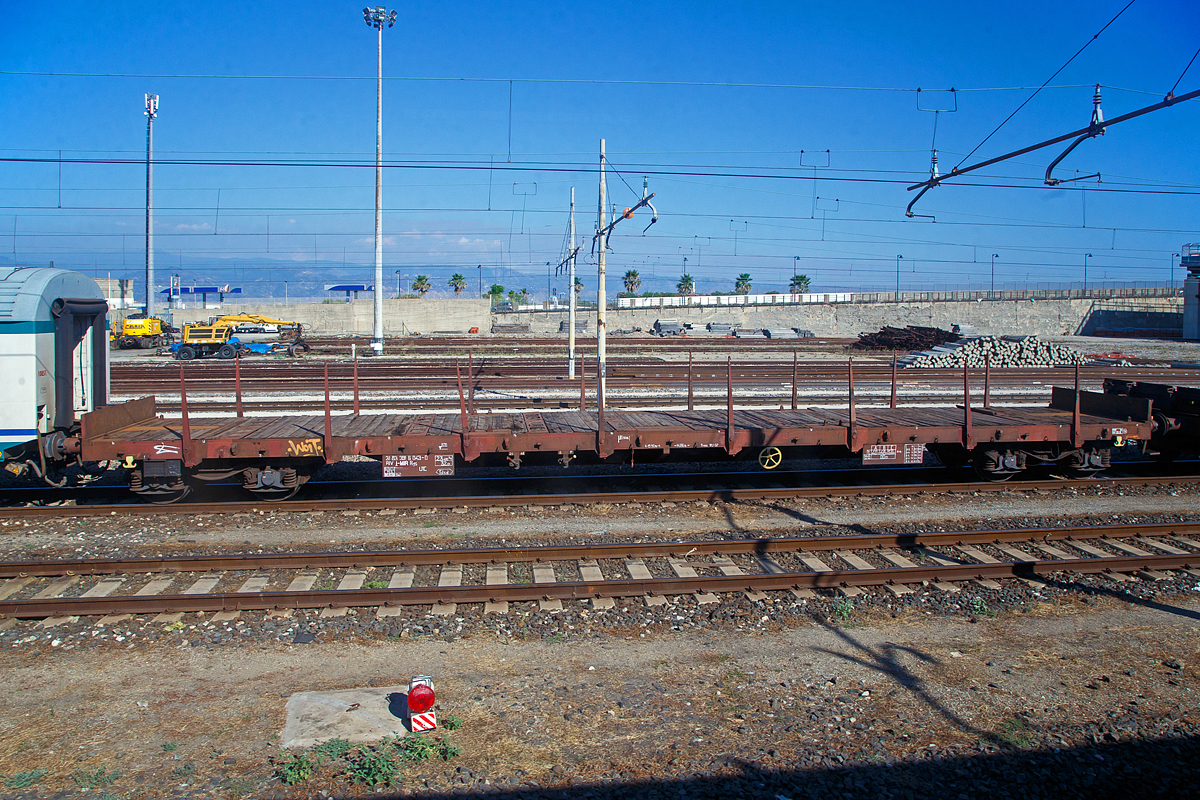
<box><xmin>170</xmin><ymin>762</ymin><xmax>195</xmax><ymax>779</ymax></box>
<box><xmin>161</xmin><ymin>741</ymin><xmax>178</xmax><ymax>752</ymax></box>
<box><xmin>441</xmin><ymin>714</ymin><xmax>463</xmax><ymax>731</ymax></box>
<box><xmin>362</xmin><ymin>580</ymin><xmax>389</xmax><ymax>590</ymax></box>
<box><xmin>434</xmin><ymin>736</ymin><xmax>462</xmax><ymax>760</ymax></box>
<box><xmin>344</xmin><ymin>748</ymin><xmax>397</xmax><ymax>786</ymax></box>
<box><xmin>993</xmin><ymin>716</ymin><xmax>1033</xmax><ymax>749</ymax></box>
<box><xmin>393</xmin><ymin>734</ymin><xmax>438</xmax><ymax>762</ymax></box>
<box><xmin>310</xmin><ymin>738</ymin><xmax>352</xmax><ymax>763</ymax></box>
<box><xmin>830</xmin><ymin>598</ymin><xmax>855</xmax><ymax>622</ymax></box>
<box><xmin>546</xmin><ymin>632</ymin><xmax>566</xmax><ymax>643</ymax></box>
<box><xmin>969</xmin><ymin>597</ymin><xmax>997</xmax><ymax>617</ymax></box>
<box><xmin>164</xmin><ymin>620</ymin><xmax>186</xmax><ymax>632</ymax></box>
<box><xmin>276</xmin><ymin>752</ymin><xmax>314</xmax><ymax>785</ymax></box>
<box><xmin>73</xmin><ymin>766</ymin><xmax>120</xmax><ymax>789</ymax></box>
<box><xmin>314</xmin><ymin>581</ymin><xmax>335</xmax><ymax>591</ymax></box>
<box><xmin>422</xmin><ymin>521</ymin><xmax>439</xmax><ymax>528</ymax></box>
<box><xmin>220</xmin><ymin>775</ymin><xmax>261</xmax><ymax>796</ymax></box>
<box><xmin>4</xmin><ymin>768</ymin><xmax>48</xmax><ymax>789</ymax></box>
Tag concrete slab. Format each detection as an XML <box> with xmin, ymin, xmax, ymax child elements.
<box><xmin>579</xmin><ymin>560</ymin><xmax>615</xmax><ymax>610</ymax></box>
<box><xmin>377</xmin><ymin>567</ymin><xmax>415</xmax><ymax>618</ymax></box>
<box><xmin>533</xmin><ymin>564</ymin><xmax>563</xmax><ymax>612</ymax></box>
<box><xmin>281</xmin><ymin>685</ymin><xmax>415</xmax><ymax>749</ymax></box>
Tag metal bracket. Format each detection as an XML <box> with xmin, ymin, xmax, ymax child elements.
<box><xmin>1045</xmin><ymin>85</ymin><xmax>1106</xmax><ymax>186</ymax></box>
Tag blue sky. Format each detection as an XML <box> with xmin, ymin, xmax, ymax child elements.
<box><xmin>2</xmin><ymin>1</ymin><xmax>1198</xmax><ymax>301</ymax></box>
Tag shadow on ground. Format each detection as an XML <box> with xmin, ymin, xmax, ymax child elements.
<box><xmin>293</xmin><ymin>732</ymin><xmax>1200</xmax><ymax>800</ymax></box>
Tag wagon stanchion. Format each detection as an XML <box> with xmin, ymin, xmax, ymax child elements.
<box><xmin>726</xmin><ymin>356</ymin><xmax>735</xmax><ymax>451</ymax></box>
<box><xmin>688</xmin><ymin>352</ymin><xmax>695</xmax><ymax>412</ymax></box>
<box><xmin>792</xmin><ymin>351</ymin><xmax>799</xmax><ymax>411</ymax></box>
<box><xmin>579</xmin><ymin>355</ymin><xmax>586</xmax><ymax>412</ymax></box>
<box><xmin>323</xmin><ymin>362</ymin><xmax>333</xmax><ymax>463</ymax></box>
<box><xmin>456</xmin><ymin>359</ymin><xmax>471</xmax><ymax>457</ymax></box>
<box><xmin>890</xmin><ymin>352</ymin><xmax>898</xmax><ymax>409</ymax></box>
<box><xmin>467</xmin><ymin>352</ymin><xmax>474</xmax><ymax>416</ymax></box>
<box><xmin>963</xmin><ymin>362</ymin><xmax>973</xmax><ymax>447</ymax></box>
<box><xmin>179</xmin><ymin>364</ymin><xmax>193</xmax><ymax>465</ymax></box>
<box><xmin>983</xmin><ymin>354</ymin><xmax>991</xmax><ymax>408</ymax></box>
<box><xmin>352</xmin><ymin>348</ymin><xmax>360</xmax><ymax>414</ymax></box>
<box><xmin>1080</xmin><ymin>364</ymin><xmax>1089</xmax><ymax>450</ymax></box>
<box><xmin>234</xmin><ymin>355</ymin><xmax>244</xmax><ymax>418</ymax></box>
<box><xmin>847</xmin><ymin>358</ymin><xmax>857</xmax><ymax>452</ymax></box>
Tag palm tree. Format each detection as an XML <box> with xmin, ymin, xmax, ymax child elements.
<box><xmin>623</xmin><ymin>269</ymin><xmax>641</xmax><ymax>294</ymax></box>
<box><xmin>790</xmin><ymin>274</ymin><xmax>811</xmax><ymax>294</ymax></box>
<box><xmin>573</xmin><ymin>277</ymin><xmax>583</xmax><ymax>296</ymax></box>
<box><xmin>677</xmin><ymin>274</ymin><xmax>695</xmax><ymax>296</ymax></box>
<box><xmin>448</xmin><ymin>273</ymin><xmax>466</xmax><ymax>297</ymax></box>
<box><xmin>411</xmin><ymin>275</ymin><xmax>431</xmax><ymax>297</ymax></box>
<box><xmin>735</xmin><ymin>273</ymin><xmax>752</xmax><ymax>294</ymax></box>
<box><xmin>486</xmin><ymin>284</ymin><xmax>506</xmax><ymax>305</ymax></box>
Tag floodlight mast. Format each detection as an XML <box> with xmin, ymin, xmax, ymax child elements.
<box><xmin>364</xmin><ymin>6</ymin><xmax>397</xmax><ymax>355</ymax></box>
<box><xmin>144</xmin><ymin>94</ymin><xmax>158</xmax><ymax>317</ymax></box>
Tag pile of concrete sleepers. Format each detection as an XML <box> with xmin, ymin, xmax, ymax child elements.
<box><xmin>898</xmin><ymin>335</ymin><xmax>1095</xmax><ymax>369</ymax></box>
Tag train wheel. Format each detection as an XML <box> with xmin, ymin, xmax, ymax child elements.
<box><xmin>176</xmin><ymin>345</ymin><xmax>196</xmax><ymax>360</ymax></box>
<box><xmin>241</xmin><ymin>465</ymin><xmax>313</xmax><ymax>501</ymax></box>
<box><xmin>218</xmin><ymin>343</ymin><xmax>237</xmax><ymax>360</ymax></box>
<box><xmin>757</xmin><ymin>446</ymin><xmax>783</xmax><ymax>470</ymax></box>
<box><xmin>1062</xmin><ymin>448</ymin><xmax>1111</xmax><ymax>479</ymax></box>
<box><xmin>972</xmin><ymin>449</ymin><xmax>1025</xmax><ymax>482</ymax></box>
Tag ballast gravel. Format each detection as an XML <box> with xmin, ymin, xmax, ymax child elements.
<box><xmin>1</xmin><ymin>486</ymin><xmax>1199</xmax><ymax>798</ymax></box>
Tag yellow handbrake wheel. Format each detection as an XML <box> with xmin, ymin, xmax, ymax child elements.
<box><xmin>758</xmin><ymin>446</ymin><xmax>783</xmax><ymax>470</ymax></box>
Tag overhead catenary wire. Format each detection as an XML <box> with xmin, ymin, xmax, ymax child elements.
<box><xmin>1168</xmin><ymin>44</ymin><xmax>1200</xmax><ymax>98</ymax></box>
<box><xmin>952</xmin><ymin>0</ymin><xmax>1139</xmax><ymax>171</ymax></box>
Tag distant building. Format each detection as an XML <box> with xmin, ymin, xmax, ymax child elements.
<box><xmin>95</xmin><ymin>278</ymin><xmax>136</xmax><ymax>310</ymax></box>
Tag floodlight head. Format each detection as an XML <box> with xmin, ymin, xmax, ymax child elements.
<box><xmin>388</xmin><ymin>9</ymin><xmax>397</xmax><ymax>26</ymax></box>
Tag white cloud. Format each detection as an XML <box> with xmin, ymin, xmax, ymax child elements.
<box><xmin>355</xmin><ymin>236</ymin><xmax>396</xmax><ymax>246</ymax></box>
<box><xmin>174</xmin><ymin>222</ymin><xmax>212</xmax><ymax>232</ymax></box>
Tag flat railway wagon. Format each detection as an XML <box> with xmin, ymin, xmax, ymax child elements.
<box><xmin>0</xmin><ymin>266</ymin><xmax>1186</xmax><ymax>503</ymax></box>
<box><xmin>77</xmin><ymin>361</ymin><xmax>1159</xmax><ymax>500</ymax></box>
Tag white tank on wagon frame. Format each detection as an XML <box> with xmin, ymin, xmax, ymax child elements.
<box><xmin>0</xmin><ymin>267</ymin><xmax>109</xmax><ymax>468</ymax></box>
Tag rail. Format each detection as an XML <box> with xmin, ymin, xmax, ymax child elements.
<box><xmin>1</xmin><ymin>521</ymin><xmax>1197</xmax><ymax>619</ymax></box>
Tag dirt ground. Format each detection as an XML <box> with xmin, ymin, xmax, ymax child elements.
<box><xmin>1</xmin><ymin>485</ymin><xmax>1199</xmax><ymax>798</ymax></box>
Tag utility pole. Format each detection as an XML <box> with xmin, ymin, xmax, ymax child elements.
<box><xmin>596</xmin><ymin>140</ymin><xmax>608</xmax><ymax>398</ymax></box>
<box><xmin>568</xmin><ymin>187</ymin><xmax>577</xmax><ymax>378</ymax></box>
<box><xmin>991</xmin><ymin>253</ymin><xmax>998</xmax><ymax>294</ymax></box>
<box><xmin>364</xmin><ymin>6</ymin><xmax>397</xmax><ymax>355</ymax></box>
<box><xmin>144</xmin><ymin>94</ymin><xmax>158</xmax><ymax>317</ymax></box>
<box><xmin>592</xmin><ymin>142</ymin><xmax>657</xmax><ymax>403</ymax></box>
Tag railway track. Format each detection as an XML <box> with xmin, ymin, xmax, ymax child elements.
<box><xmin>2</xmin><ymin>522</ymin><xmax>1198</xmax><ymax>621</ymax></box>
<box><xmin>3</xmin><ymin>463</ymin><xmax>1199</xmax><ymax>518</ymax></box>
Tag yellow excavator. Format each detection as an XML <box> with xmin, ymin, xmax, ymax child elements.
<box><xmin>172</xmin><ymin>314</ymin><xmax>310</xmax><ymax>360</ymax></box>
